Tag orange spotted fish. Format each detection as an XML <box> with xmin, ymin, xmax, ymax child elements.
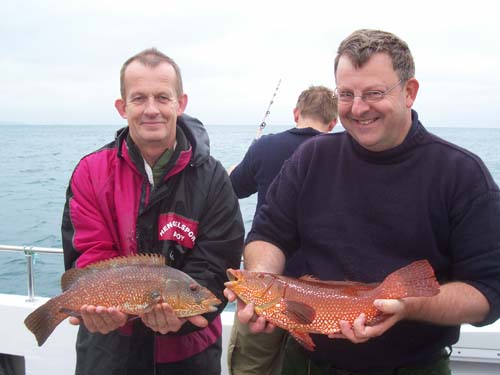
<box><xmin>225</xmin><ymin>260</ymin><xmax>439</xmax><ymax>350</ymax></box>
<box><xmin>25</xmin><ymin>254</ymin><xmax>221</xmax><ymax>346</ymax></box>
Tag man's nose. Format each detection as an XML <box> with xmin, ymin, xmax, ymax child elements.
<box><xmin>350</xmin><ymin>96</ymin><xmax>370</xmax><ymax>117</ymax></box>
<box><xmin>144</xmin><ymin>97</ymin><xmax>160</xmax><ymax>114</ymax></box>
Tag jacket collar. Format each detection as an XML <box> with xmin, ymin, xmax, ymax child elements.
<box><xmin>114</xmin><ymin>113</ymin><xmax>210</xmax><ymax>166</ymax></box>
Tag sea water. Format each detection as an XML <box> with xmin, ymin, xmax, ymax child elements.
<box><xmin>1</xmin><ymin>123</ymin><xmax>500</xmax><ymax>297</ymax></box>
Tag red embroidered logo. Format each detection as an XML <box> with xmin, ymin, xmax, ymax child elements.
<box><xmin>158</xmin><ymin>213</ymin><xmax>198</xmax><ymax>249</ymax></box>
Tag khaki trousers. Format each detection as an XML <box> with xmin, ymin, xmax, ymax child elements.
<box><xmin>227</xmin><ymin>315</ymin><xmax>287</xmax><ymax>375</ymax></box>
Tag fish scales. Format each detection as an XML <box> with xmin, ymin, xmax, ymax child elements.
<box><xmin>265</xmin><ymin>277</ymin><xmax>380</xmax><ymax>331</ymax></box>
<box><xmin>225</xmin><ymin>260</ymin><xmax>439</xmax><ymax>350</ymax></box>
<box><xmin>24</xmin><ymin>254</ymin><xmax>221</xmax><ymax>346</ymax></box>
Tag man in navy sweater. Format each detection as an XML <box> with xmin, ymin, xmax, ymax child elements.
<box><xmin>225</xmin><ymin>29</ymin><xmax>500</xmax><ymax>375</ymax></box>
<box><xmin>227</xmin><ymin>86</ymin><xmax>337</xmax><ymax>375</ymax></box>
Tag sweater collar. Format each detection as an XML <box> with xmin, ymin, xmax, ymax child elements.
<box><xmin>288</xmin><ymin>127</ymin><xmax>322</xmax><ymax>136</ymax></box>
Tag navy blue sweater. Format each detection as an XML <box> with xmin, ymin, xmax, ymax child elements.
<box><xmin>230</xmin><ymin>127</ymin><xmax>321</xmax><ymax>212</ymax></box>
<box><xmin>247</xmin><ymin>110</ymin><xmax>500</xmax><ymax>371</ymax></box>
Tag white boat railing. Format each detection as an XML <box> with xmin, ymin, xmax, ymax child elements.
<box><xmin>0</xmin><ymin>244</ymin><xmax>62</xmax><ymax>301</ymax></box>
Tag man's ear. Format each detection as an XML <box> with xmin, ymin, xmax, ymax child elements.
<box><xmin>176</xmin><ymin>94</ymin><xmax>188</xmax><ymax>115</ymax></box>
<box><xmin>293</xmin><ymin>108</ymin><xmax>300</xmax><ymax>123</ymax></box>
<box><xmin>327</xmin><ymin>118</ymin><xmax>338</xmax><ymax>132</ymax></box>
<box><xmin>115</xmin><ymin>99</ymin><xmax>127</xmax><ymax>119</ymax></box>
<box><xmin>405</xmin><ymin>78</ymin><xmax>419</xmax><ymax>108</ymax></box>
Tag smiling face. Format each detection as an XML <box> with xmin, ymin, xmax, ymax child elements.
<box><xmin>335</xmin><ymin>53</ymin><xmax>419</xmax><ymax>152</ymax></box>
<box><xmin>114</xmin><ymin>61</ymin><xmax>187</xmax><ymax>153</ymax></box>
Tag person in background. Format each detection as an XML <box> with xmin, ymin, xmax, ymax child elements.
<box><xmin>227</xmin><ymin>86</ymin><xmax>338</xmax><ymax>375</ymax></box>
<box><xmin>225</xmin><ymin>29</ymin><xmax>500</xmax><ymax>375</ymax></box>
<box><xmin>62</xmin><ymin>48</ymin><xmax>244</xmax><ymax>375</ymax></box>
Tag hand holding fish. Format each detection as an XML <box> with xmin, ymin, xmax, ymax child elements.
<box><xmin>327</xmin><ymin>299</ymin><xmax>407</xmax><ymax>343</ymax></box>
<box><xmin>68</xmin><ymin>302</ymin><xmax>210</xmax><ymax>335</ymax></box>
<box><xmin>140</xmin><ymin>303</ymin><xmax>209</xmax><ymax>334</ymax></box>
<box><xmin>69</xmin><ymin>305</ymin><xmax>128</xmax><ymax>334</ymax></box>
<box><xmin>224</xmin><ymin>288</ymin><xmax>276</xmax><ymax>334</ymax></box>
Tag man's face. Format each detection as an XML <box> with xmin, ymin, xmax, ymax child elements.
<box><xmin>335</xmin><ymin>53</ymin><xmax>418</xmax><ymax>152</ymax></box>
<box><xmin>115</xmin><ymin>61</ymin><xmax>187</xmax><ymax>151</ymax></box>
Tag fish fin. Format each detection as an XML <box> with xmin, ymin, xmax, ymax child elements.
<box><xmin>24</xmin><ymin>296</ymin><xmax>69</xmax><ymax>346</ymax></box>
<box><xmin>377</xmin><ymin>260</ymin><xmax>440</xmax><ymax>299</ymax></box>
<box><xmin>61</xmin><ymin>255</ymin><xmax>167</xmax><ymax>291</ymax></box>
<box><xmin>290</xmin><ymin>330</ymin><xmax>315</xmax><ymax>351</ymax></box>
<box><xmin>86</xmin><ymin>254</ymin><xmax>167</xmax><ymax>270</ymax></box>
<box><xmin>59</xmin><ymin>308</ymin><xmax>81</xmax><ymax>318</ymax></box>
<box><xmin>284</xmin><ymin>300</ymin><xmax>316</xmax><ymax>324</ymax></box>
<box><xmin>299</xmin><ymin>275</ymin><xmax>320</xmax><ymax>282</ymax></box>
<box><xmin>59</xmin><ymin>309</ymin><xmax>138</xmax><ymax>322</ymax></box>
<box><xmin>294</xmin><ymin>275</ymin><xmax>377</xmax><ymax>296</ymax></box>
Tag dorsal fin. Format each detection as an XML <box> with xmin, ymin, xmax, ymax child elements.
<box><xmin>86</xmin><ymin>254</ymin><xmax>166</xmax><ymax>270</ymax></box>
<box><xmin>61</xmin><ymin>254</ymin><xmax>166</xmax><ymax>291</ymax></box>
<box><xmin>295</xmin><ymin>275</ymin><xmax>378</xmax><ymax>294</ymax></box>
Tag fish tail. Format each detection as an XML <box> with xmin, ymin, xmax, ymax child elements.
<box><xmin>24</xmin><ymin>296</ymin><xmax>69</xmax><ymax>346</ymax></box>
<box><xmin>377</xmin><ymin>260</ymin><xmax>440</xmax><ymax>299</ymax></box>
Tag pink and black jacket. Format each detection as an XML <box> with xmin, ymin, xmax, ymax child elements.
<box><xmin>61</xmin><ymin>114</ymin><xmax>244</xmax><ymax>374</ymax></box>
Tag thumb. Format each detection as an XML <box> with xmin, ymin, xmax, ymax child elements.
<box><xmin>373</xmin><ymin>299</ymin><xmax>404</xmax><ymax>314</ymax></box>
<box><xmin>68</xmin><ymin>316</ymin><xmax>81</xmax><ymax>326</ymax></box>
<box><xmin>187</xmin><ymin>315</ymin><xmax>209</xmax><ymax>328</ymax></box>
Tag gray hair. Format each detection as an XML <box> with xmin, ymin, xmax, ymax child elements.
<box><xmin>334</xmin><ymin>29</ymin><xmax>415</xmax><ymax>81</ymax></box>
<box><xmin>119</xmin><ymin>48</ymin><xmax>183</xmax><ymax>99</ymax></box>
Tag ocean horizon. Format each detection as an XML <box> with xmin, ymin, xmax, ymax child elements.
<box><xmin>1</xmin><ymin>123</ymin><xmax>500</xmax><ymax>297</ymax></box>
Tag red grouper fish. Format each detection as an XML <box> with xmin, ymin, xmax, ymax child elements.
<box><xmin>225</xmin><ymin>260</ymin><xmax>440</xmax><ymax>350</ymax></box>
<box><xmin>24</xmin><ymin>254</ymin><xmax>221</xmax><ymax>346</ymax></box>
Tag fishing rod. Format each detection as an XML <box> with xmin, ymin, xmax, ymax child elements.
<box><xmin>255</xmin><ymin>78</ymin><xmax>281</xmax><ymax>140</ymax></box>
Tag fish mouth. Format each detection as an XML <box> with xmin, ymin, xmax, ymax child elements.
<box><xmin>225</xmin><ymin>268</ymin><xmax>242</xmax><ymax>289</ymax></box>
<box><xmin>203</xmin><ymin>297</ymin><xmax>222</xmax><ymax>312</ymax></box>
<box><xmin>226</xmin><ymin>268</ymin><xmax>240</xmax><ymax>281</ymax></box>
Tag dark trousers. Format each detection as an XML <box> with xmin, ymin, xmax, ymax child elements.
<box><xmin>156</xmin><ymin>336</ymin><xmax>222</xmax><ymax>375</ymax></box>
<box><xmin>75</xmin><ymin>324</ymin><xmax>222</xmax><ymax>375</ymax></box>
<box><xmin>281</xmin><ymin>336</ymin><xmax>451</xmax><ymax>375</ymax></box>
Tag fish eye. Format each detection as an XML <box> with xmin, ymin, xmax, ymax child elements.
<box><xmin>189</xmin><ymin>283</ymin><xmax>199</xmax><ymax>291</ymax></box>
<box><xmin>151</xmin><ymin>291</ymin><xmax>161</xmax><ymax>299</ymax></box>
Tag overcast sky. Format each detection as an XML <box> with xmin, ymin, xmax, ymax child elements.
<box><xmin>2</xmin><ymin>0</ymin><xmax>499</xmax><ymax>127</ymax></box>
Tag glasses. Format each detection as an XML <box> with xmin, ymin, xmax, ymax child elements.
<box><xmin>335</xmin><ymin>80</ymin><xmax>403</xmax><ymax>104</ymax></box>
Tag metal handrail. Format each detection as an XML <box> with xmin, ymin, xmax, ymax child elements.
<box><xmin>0</xmin><ymin>244</ymin><xmax>63</xmax><ymax>301</ymax></box>
<box><xmin>0</xmin><ymin>244</ymin><xmax>63</xmax><ymax>254</ymax></box>
<box><xmin>0</xmin><ymin>244</ymin><xmax>244</xmax><ymax>303</ymax></box>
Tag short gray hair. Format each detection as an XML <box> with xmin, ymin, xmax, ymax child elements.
<box><xmin>119</xmin><ymin>48</ymin><xmax>183</xmax><ymax>99</ymax></box>
<box><xmin>334</xmin><ymin>29</ymin><xmax>415</xmax><ymax>81</ymax></box>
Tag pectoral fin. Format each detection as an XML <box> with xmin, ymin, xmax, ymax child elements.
<box><xmin>290</xmin><ymin>330</ymin><xmax>316</xmax><ymax>351</ymax></box>
<box><xmin>284</xmin><ymin>300</ymin><xmax>316</xmax><ymax>324</ymax></box>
